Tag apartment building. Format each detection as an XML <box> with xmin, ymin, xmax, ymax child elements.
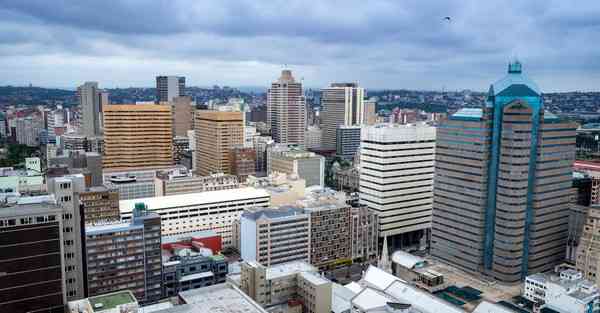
<box><xmin>240</xmin><ymin>207</ymin><xmax>310</xmax><ymax>266</ymax></box>
<box><xmin>305</xmin><ymin>201</ymin><xmax>352</xmax><ymax>268</ymax></box>
<box><xmin>83</xmin><ymin>203</ymin><xmax>162</xmax><ymax>304</ymax></box>
<box><xmin>77</xmin><ymin>185</ymin><xmax>120</xmax><ymax>224</ymax></box>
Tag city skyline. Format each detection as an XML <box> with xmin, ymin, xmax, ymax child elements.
<box><xmin>1</xmin><ymin>1</ymin><xmax>600</xmax><ymax>91</ymax></box>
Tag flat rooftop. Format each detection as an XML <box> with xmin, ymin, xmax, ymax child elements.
<box><xmin>119</xmin><ymin>187</ymin><xmax>270</xmax><ymax>214</ymax></box>
<box><xmin>151</xmin><ymin>283</ymin><xmax>267</xmax><ymax>313</ymax></box>
<box><xmin>88</xmin><ymin>291</ymin><xmax>137</xmax><ymax>312</ymax></box>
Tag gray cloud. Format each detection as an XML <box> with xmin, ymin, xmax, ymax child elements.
<box><xmin>0</xmin><ymin>1</ymin><xmax>599</xmax><ymax>91</ymax></box>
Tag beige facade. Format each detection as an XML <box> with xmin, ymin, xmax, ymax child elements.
<box><xmin>240</xmin><ymin>261</ymin><xmax>331</xmax><ymax>313</ymax></box>
<box><xmin>320</xmin><ymin>83</ymin><xmax>364</xmax><ymax>150</ymax></box>
<box><xmin>267</xmin><ymin>70</ymin><xmax>306</xmax><ymax>146</ymax></box>
<box><xmin>171</xmin><ymin>96</ymin><xmax>194</xmax><ymax>137</ymax></box>
<box><xmin>195</xmin><ymin>110</ymin><xmax>244</xmax><ymax>176</ymax></box>
<box><xmin>155</xmin><ymin>170</ymin><xmax>239</xmax><ymax>197</ymax></box>
<box><xmin>576</xmin><ymin>206</ymin><xmax>600</xmax><ymax>286</ymax></box>
<box><xmin>103</xmin><ymin>104</ymin><xmax>173</xmax><ymax>170</ymax></box>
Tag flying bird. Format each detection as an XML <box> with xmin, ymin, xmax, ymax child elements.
<box><xmin>444</xmin><ymin>16</ymin><xmax>451</xmax><ymax>22</ymax></box>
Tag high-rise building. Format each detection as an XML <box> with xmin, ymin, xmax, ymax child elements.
<box><xmin>83</xmin><ymin>203</ymin><xmax>162</xmax><ymax>303</ymax></box>
<box><xmin>195</xmin><ymin>110</ymin><xmax>244</xmax><ymax>176</ymax></box>
<box><xmin>15</xmin><ymin>115</ymin><xmax>43</xmax><ymax>147</ymax></box>
<box><xmin>173</xmin><ymin>136</ymin><xmax>190</xmax><ymax>164</ymax></box>
<box><xmin>267</xmin><ymin>70</ymin><xmax>306</xmax><ymax>146</ymax></box>
<box><xmin>78</xmin><ymin>82</ymin><xmax>105</xmax><ymax>138</ymax></box>
<box><xmin>48</xmin><ymin>174</ymin><xmax>87</xmax><ymax>301</ymax></box>
<box><xmin>336</xmin><ymin>125</ymin><xmax>361</xmax><ymax>160</ymax></box>
<box><xmin>363</xmin><ymin>98</ymin><xmax>377</xmax><ymax>125</ymax></box>
<box><xmin>103</xmin><ymin>104</ymin><xmax>173</xmax><ymax>170</ymax></box>
<box><xmin>360</xmin><ymin>124</ymin><xmax>436</xmax><ymax>251</ymax></box>
<box><xmin>78</xmin><ymin>186</ymin><xmax>120</xmax><ymax>225</ymax></box>
<box><xmin>321</xmin><ymin>83</ymin><xmax>365</xmax><ymax>150</ymax></box>
<box><xmin>171</xmin><ymin>96</ymin><xmax>194</xmax><ymax>137</ymax></box>
<box><xmin>431</xmin><ymin>61</ymin><xmax>576</xmax><ymax>283</ymax></box>
<box><xmin>0</xmin><ymin>196</ymin><xmax>65</xmax><ymax>313</ymax></box>
<box><xmin>229</xmin><ymin>146</ymin><xmax>256</xmax><ymax>182</ymax></box>
<box><xmin>156</xmin><ymin>76</ymin><xmax>185</xmax><ymax>103</ymax></box>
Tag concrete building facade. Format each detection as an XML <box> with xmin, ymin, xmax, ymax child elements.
<box><xmin>336</xmin><ymin>125</ymin><xmax>361</xmax><ymax>160</ymax></box>
<box><xmin>431</xmin><ymin>62</ymin><xmax>577</xmax><ymax>283</ymax></box>
<box><xmin>154</xmin><ymin>169</ymin><xmax>239</xmax><ymax>197</ymax></box>
<box><xmin>156</xmin><ymin>76</ymin><xmax>185</xmax><ymax>103</ymax></box>
<box><xmin>240</xmin><ymin>207</ymin><xmax>310</xmax><ymax>266</ymax></box>
<box><xmin>360</xmin><ymin>123</ymin><xmax>436</xmax><ymax>251</ymax></box>
<box><xmin>270</xmin><ymin>150</ymin><xmax>325</xmax><ymax>187</ymax></box>
<box><xmin>321</xmin><ymin>83</ymin><xmax>365</xmax><ymax>150</ymax></box>
<box><xmin>78</xmin><ymin>82</ymin><xmax>103</xmax><ymax>138</ymax></box>
<box><xmin>119</xmin><ymin>187</ymin><xmax>270</xmax><ymax>246</ymax></box>
<box><xmin>84</xmin><ymin>204</ymin><xmax>162</xmax><ymax>304</ymax></box>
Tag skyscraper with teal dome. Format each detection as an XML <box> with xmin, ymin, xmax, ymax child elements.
<box><xmin>431</xmin><ymin>61</ymin><xmax>576</xmax><ymax>283</ymax></box>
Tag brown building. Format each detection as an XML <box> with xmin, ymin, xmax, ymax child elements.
<box><xmin>229</xmin><ymin>146</ymin><xmax>256</xmax><ymax>182</ymax></box>
<box><xmin>306</xmin><ymin>203</ymin><xmax>351</xmax><ymax>268</ymax></box>
<box><xmin>195</xmin><ymin>110</ymin><xmax>243</xmax><ymax>176</ymax></box>
<box><xmin>103</xmin><ymin>104</ymin><xmax>173</xmax><ymax>170</ymax></box>
<box><xmin>78</xmin><ymin>186</ymin><xmax>120</xmax><ymax>225</ymax></box>
<box><xmin>171</xmin><ymin>96</ymin><xmax>194</xmax><ymax>137</ymax></box>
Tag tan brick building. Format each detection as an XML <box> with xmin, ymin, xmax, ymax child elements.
<box><xmin>195</xmin><ymin>110</ymin><xmax>243</xmax><ymax>176</ymax></box>
<box><xmin>103</xmin><ymin>104</ymin><xmax>173</xmax><ymax>170</ymax></box>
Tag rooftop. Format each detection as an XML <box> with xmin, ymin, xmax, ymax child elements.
<box><xmin>88</xmin><ymin>291</ymin><xmax>136</xmax><ymax>312</ymax></box>
<box><xmin>490</xmin><ymin>61</ymin><xmax>541</xmax><ymax>98</ymax></box>
<box><xmin>241</xmin><ymin>206</ymin><xmax>307</xmax><ymax>221</ymax></box>
<box><xmin>450</xmin><ymin>108</ymin><xmax>484</xmax><ymax>121</ymax></box>
<box><xmin>299</xmin><ymin>271</ymin><xmax>330</xmax><ymax>286</ymax></box>
<box><xmin>151</xmin><ymin>283</ymin><xmax>267</xmax><ymax>313</ymax></box>
<box><xmin>120</xmin><ymin>187</ymin><xmax>270</xmax><ymax>214</ymax></box>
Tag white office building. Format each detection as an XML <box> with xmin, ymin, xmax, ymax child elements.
<box><xmin>360</xmin><ymin>123</ymin><xmax>436</xmax><ymax>251</ymax></box>
<box><xmin>524</xmin><ymin>269</ymin><xmax>600</xmax><ymax>313</ymax></box>
<box><xmin>119</xmin><ymin>187</ymin><xmax>270</xmax><ymax>246</ymax></box>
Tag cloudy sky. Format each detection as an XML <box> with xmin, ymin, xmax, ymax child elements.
<box><xmin>1</xmin><ymin>1</ymin><xmax>599</xmax><ymax>91</ymax></box>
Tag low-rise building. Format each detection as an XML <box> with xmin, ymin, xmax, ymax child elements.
<box><xmin>524</xmin><ymin>269</ymin><xmax>600</xmax><ymax>313</ymax></box>
<box><xmin>67</xmin><ymin>290</ymin><xmax>138</xmax><ymax>313</ymax></box>
<box><xmin>120</xmin><ymin>187</ymin><xmax>270</xmax><ymax>246</ymax></box>
<box><xmin>240</xmin><ymin>261</ymin><xmax>332</xmax><ymax>313</ymax></box>
<box><xmin>270</xmin><ymin>150</ymin><xmax>325</xmax><ymax>187</ymax></box>
<box><xmin>154</xmin><ymin>169</ymin><xmax>239</xmax><ymax>197</ymax></box>
<box><xmin>0</xmin><ymin>157</ymin><xmax>44</xmax><ymax>194</ymax></box>
<box><xmin>162</xmin><ymin>243</ymin><xmax>228</xmax><ymax>297</ymax></box>
<box><xmin>245</xmin><ymin>172</ymin><xmax>306</xmax><ymax>206</ymax></box>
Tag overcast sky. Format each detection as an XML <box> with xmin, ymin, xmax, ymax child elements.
<box><xmin>1</xmin><ymin>1</ymin><xmax>599</xmax><ymax>91</ymax></box>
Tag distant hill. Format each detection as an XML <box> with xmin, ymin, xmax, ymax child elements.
<box><xmin>0</xmin><ymin>86</ymin><xmax>77</xmax><ymax>106</ymax></box>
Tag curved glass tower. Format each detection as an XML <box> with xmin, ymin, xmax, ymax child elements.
<box><xmin>431</xmin><ymin>61</ymin><xmax>576</xmax><ymax>283</ymax></box>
